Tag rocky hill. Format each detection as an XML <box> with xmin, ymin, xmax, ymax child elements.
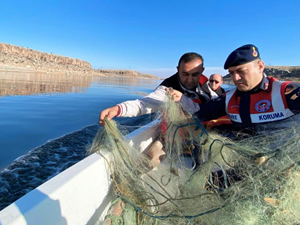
<box><xmin>0</xmin><ymin>42</ymin><xmax>158</xmax><ymax>79</ymax></box>
<box><xmin>223</xmin><ymin>66</ymin><xmax>300</xmax><ymax>83</ymax></box>
<box><xmin>264</xmin><ymin>66</ymin><xmax>300</xmax><ymax>81</ymax></box>
<box><xmin>0</xmin><ymin>42</ymin><xmax>91</xmax><ymax>72</ymax></box>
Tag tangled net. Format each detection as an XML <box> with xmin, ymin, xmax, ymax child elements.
<box><xmin>89</xmin><ymin>93</ymin><xmax>300</xmax><ymax>225</ymax></box>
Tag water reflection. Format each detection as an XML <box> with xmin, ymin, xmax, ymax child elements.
<box><xmin>91</xmin><ymin>76</ymin><xmax>160</xmax><ymax>87</ymax></box>
<box><xmin>0</xmin><ymin>72</ymin><xmax>92</xmax><ymax>96</ymax></box>
<box><xmin>0</xmin><ymin>72</ymin><xmax>160</xmax><ymax>97</ymax></box>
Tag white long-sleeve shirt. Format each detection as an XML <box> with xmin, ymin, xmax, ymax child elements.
<box><xmin>117</xmin><ymin>85</ymin><xmax>168</xmax><ymax>117</ymax></box>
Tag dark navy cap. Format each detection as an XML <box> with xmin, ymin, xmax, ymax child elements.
<box><xmin>224</xmin><ymin>44</ymin><xmax>260</xmax><ymax>69</ymax></box>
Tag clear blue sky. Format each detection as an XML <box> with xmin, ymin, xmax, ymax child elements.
<box><xmin>1</xmin><ymin>0</ymin><xmax>299</xmax><ymax>78</ymax></box>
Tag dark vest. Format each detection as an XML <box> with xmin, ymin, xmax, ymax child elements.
<box><xmin>160</xmin><ymin>73</ymin><xmax>209</xmax><ymax>104</ymax></box>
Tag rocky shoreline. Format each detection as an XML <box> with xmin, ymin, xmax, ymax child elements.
<box><xmin>0</xmin><ymin>42</ymin><xmax>159</xmax><ymax>80</ymax></box>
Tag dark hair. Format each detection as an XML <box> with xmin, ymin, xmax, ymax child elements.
<box><xmin>178</xmin><ymin>52</ymin><xmax>204</xmax><ymax>67</ymax></box>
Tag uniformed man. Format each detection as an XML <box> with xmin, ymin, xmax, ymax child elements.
<box><xmin>169</xmin><ymin>44</ymin><xmax>300</xmax><ymax>135</ymax></box>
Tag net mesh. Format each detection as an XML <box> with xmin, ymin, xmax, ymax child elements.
<box><xmin>89</xmin><ymin>93</ymin><xmax>300</xmax><ymax>225</ymax></box>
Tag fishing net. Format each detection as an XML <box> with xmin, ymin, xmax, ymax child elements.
<box><xmin>89</xmin><ymin>92</ymin><xmax>300</xmax><ymax>225</ymax></box>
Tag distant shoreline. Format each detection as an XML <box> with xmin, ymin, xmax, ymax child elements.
<box><xmin>0</xmin><ymin>42</ymin><xmax>160</xmax><ymax>80</ymax></box>
<box><xmin>0</xmin><ymin>64</ymin><xmax>159</xmax><ymax>80</ymax></box>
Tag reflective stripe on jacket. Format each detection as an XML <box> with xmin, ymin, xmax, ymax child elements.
<box><xmin>225</xmin><ymin>77</ymin><xmax>294</xmax><ymax>124</ymax></box>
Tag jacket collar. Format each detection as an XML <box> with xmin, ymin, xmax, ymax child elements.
<box><xmin>260</xmin><ymin>74</ymin><xmax>271</xmax><ymax>91</ymax></box>
<box><xmin>178</xmin><ymin>77</ymin><xmax>210</xmax><ymax>100</ymax></box>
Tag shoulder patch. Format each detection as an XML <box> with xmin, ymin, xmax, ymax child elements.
<box><xmin>285</xmin><ymin>83</ymin><xmax>300</xmax><ymax>95</ymax></box>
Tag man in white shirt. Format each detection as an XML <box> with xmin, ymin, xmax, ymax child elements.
<box><xmin>99</xmin><ymin>52</ymin><xmax>209</xmax><ymax>125</ymax></box>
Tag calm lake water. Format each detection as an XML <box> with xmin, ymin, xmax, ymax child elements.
<box><xmin>0</xmin><ymin>72</ymin><xmax>161</xmax><ymax>170</ymax></box>
<box><xmin>0</xmin><ymin>71</ymin><xmax>233</xmax><ymax>210</ymax></box>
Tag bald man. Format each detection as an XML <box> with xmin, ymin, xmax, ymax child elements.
<box><xmin>202</xmin><ymin>73</ymin><xmax>225</xmax><ymax>99</ymax></box>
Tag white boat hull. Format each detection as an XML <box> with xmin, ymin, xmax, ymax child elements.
<box><xmin>0</xmin><ymin>121</ymin><xmax>160</xmax><ymax>225</ymax></box>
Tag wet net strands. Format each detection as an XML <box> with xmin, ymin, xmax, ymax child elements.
<box><xmin>89</xmin><ymin>92</ymin><xmax>300</xmax><ymax>225</ymax></box>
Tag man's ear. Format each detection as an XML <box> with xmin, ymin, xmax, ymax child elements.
<box><xmin>202</xmin><ymin>67</ymin><xmax>205</xmax><ymax>73</ymax></box>
<box><xmin>258</xmin><ymin>61</ymin><xmax>265</xmax><ymax>73</ymax></box>
<box><xmin>176</xmin><ymin>66</ymin><xmax>179</xmax><ymax>72</ymax></box>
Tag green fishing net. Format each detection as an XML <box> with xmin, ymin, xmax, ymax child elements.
<box><xmin>89</xmin><ymin>93</ymin><xmax>300</xmax><ymax>225</ymax></box>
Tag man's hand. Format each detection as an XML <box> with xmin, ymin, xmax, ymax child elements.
<box><xmin>166</xmin><ymin>88</ymin><xmax>183</xmax><ymax>102</ymax></box>
<box><xmin>99</xmin><ymin>105</ymin><xmax>120</xmax><ymax>126</ymax></box>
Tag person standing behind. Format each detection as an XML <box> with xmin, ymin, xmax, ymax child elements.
<box><xmin>202</xmin><ymin>73</ymin><xmax>225</xmax><ymax>99</ymax></box>
<box><xmin>99</xmin><ymin>52</ymin><xmax>209</xmax><ymax>125</ymax></box>
<box><xmin>200</xmin><ymin>73</ymin><xmax>231</xmax><ymax>129</ymax></box>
